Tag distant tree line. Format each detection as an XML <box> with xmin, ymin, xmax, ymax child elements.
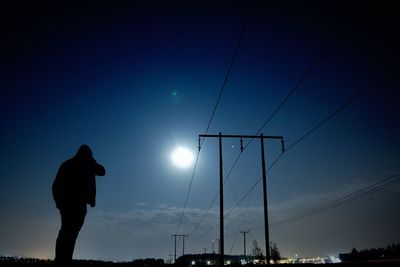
<box><xmin>0</xmin><ymin>257</ymin><xmax>164</xmax><ymax>267</ymax></box>
<box><xmin>251</xmin><ymin>240</ymin><xmax>281</xmax><ymax>264</ymax></box>
<box><xmin>73</xmin><ymin>258</ymin><xmax>164</xmax><ymax>267</ymax></box>
<box><xmin>340</xmin><ymin>244</ymin><xmax>400</xmax><ymax>262</ymax></box>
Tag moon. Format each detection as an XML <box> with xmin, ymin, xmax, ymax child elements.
<box><xmin>171</xmin><ymin>147</ymin><xmax>194</xmax><ymax>168</ymax></box>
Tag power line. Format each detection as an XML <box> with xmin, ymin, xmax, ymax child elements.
<box><xmin>242</xmin><ymin>172</ymin><xmax>400</xmax><ymax>229</ymax></box>
<box><xmin>222</xmin><ymin>29</ymin><xmax>342</xmax><ymax>221</ymax></box>
<box><xmin>175</xmin><ymin>150</ymin><xmax>201</xmax><ymax>235</ymax></box>
<box><xmin>189</xmin><ymin>164</ymin><xmax>261</xmax><ymax>240</ymax></box>
<box><xmin>175</xmin><ymin>0</ymin><xmax>255</xmax><ymax>235</ymax></box>
<box><xmin>222</xmin><ymin>32</ymin><xmax>341</xmax><ymax>202</ymax></box>
<box><xmin>236</xmin><ymin>64</ymin><xmax>399</xmax><ymax>211</ymax></box>
<box><xmin>190</xmin><ymin>153</ymin><xmax>287</xmax><ymax>239</ymax></box>
<box><xmin>193</xmin><ymin>64</ymin><xmax>398</xmax><ymax>238</ymax></box>
<box><xmin>188</xmin><ymin>151</ymin><xmax>244</xmax><ymax>236</ymax></box>
<box><xmin>286</xmin><ymin>64</ymin><xmax>399</xmax><ymax>152</ymax></box>
<box><xmin>204</xmin><ymin>0</ymin><xmax>255</xmax><ymax>135</ymax></box>
<box><xmin>197</xmin><ymin>134</ymin><xmax>283</xmax><ymax>265</ymax></box>
<box><xmin>226</xmin><ymin>169</ymin><xmax>256</xmax><ymax>255</ymax></box>
<box><xmin>187</xmin><ymin>33</ymin><xmax>341</xmax><ymax>236</ymax></box>
<box><xmin>248</xmin><ymin>33</ymin><xmax>341</xmax><ymax>147</ymax></box>
<box><xmin>270</xmin><ymin>174</ymin><xmax>400</xmax><ymax>227</ymax></box>
<box><xmin>223</xmin><ymin>154</ymin><xmax>284</xmax><ymax>225</ymax></box>
<box><xmin>190</xmin><ymin>163</ymin><xmax>264</xmax><ymax>240</ymax></box>
<box><xmin>227</xmin><ymin>169</ymin><xmax>260</xmax><ymax>255</ymax></box>
<box><xmin>205</xmin><ymin>34</ymin><xmax>342</xmax><ymax>237</ymax></box>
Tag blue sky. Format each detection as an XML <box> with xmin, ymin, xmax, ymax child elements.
<box><xmin>0</xmin><ymin>0</ymin><xmax>399</xmax><ymax>261</ymax></box>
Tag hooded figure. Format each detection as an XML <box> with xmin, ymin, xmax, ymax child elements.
<box><xmin>52</xmin><ymin>145</ymin><xmax>106</xmax><ymax>264</ymax></box>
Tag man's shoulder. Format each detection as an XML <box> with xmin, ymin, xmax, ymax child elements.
<box><xmin>59</xmin><ymin>158</ymin><xmax>77</xmax><ymax>171</ymax></box>
<box><xmin>61</xmin><ymin>158</ymin><xmax>73</xmax><ymax>166</ymax></box>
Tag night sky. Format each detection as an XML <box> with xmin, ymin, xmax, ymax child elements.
<box><xmin>1</xmin><ymin>0</ymin><xmax>399</xmax><ymax>262</ymax></box>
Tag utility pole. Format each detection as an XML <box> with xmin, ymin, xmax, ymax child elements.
<box><xmin>240</xmin><ymin>230</ymin><xmax>249</xmax><ymax>262</ymax></box>
<box><xmin>199</xmin><ymin>133</ymin><xmax>284</xmax><ymax>267</ymax></box>
<box><xmin>218</xmin><ymin>133</ymin><xmax>224</xmax><ymax>266</ymax></box>
<box><xmin>204</xmin><ymin>248</ymin><xmax>207</xmax><ymax>254</ymax></box>
<box><xmin>172</xmin><ymin>234</ymin><xmax>189</xmax><ymax>262</ymax></box>
<box><xmin>260</xmin><ymin>134</ymin><xmax>270</xmax><ymax>265</ymax></box>
<box><xmin>182</xmin><ymin>234</ymin><xmax>188</xmax><ymax>256</ymax></box>
<box><xmin>172</xmin><ymin>234</ymin><xmax>177</xmax><ymax>262</ymax></box>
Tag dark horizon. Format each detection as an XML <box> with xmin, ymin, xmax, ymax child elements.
<box><xmin>2</xmin><ymin>242</ymin><xmax>400</xmax><ymax>265</ymax></box>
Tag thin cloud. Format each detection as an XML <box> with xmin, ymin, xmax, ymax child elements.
<box><xmin>75</xmin><ymin>177</ymin><xmax>399</xmax><ymax>259</ymax></box>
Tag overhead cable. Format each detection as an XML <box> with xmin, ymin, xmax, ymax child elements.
<box><xmin>175</xmin><ymin>0</ymin><xmax>255</xmax><ymax>235</ymax></box>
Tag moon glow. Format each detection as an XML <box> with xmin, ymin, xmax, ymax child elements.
<box><xmin>171</xmin><ymin>147</ymin><xmax>194</xmax><ymax>168</ymax></box>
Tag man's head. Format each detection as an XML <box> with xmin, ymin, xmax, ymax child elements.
<box><xmin>76</xmin><ymin>144</ymin><xmax>93</xmax><ymax>159</ymax></box>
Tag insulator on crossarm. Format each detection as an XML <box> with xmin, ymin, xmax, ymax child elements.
<box><xmin>281</xmin><ymin>139</ymin><xmax>285</xmax><ymax>153</ymax></box>
<box><xmin>240</xmin><ymin>138</ymin><xmax>244</xmax><ymax>152</ymax></box>
<box><xmin>198</xmin><ymin>138</ymin><xmax>201</xmax><ymax>151</ymax></box>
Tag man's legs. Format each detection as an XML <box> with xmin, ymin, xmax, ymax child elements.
<box><xmin>55</xmin><ymin>205</ymin><xmax>87</xmax><ymax>264</ymax></box>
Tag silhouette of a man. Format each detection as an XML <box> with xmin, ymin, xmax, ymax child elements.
<box><xmin>52</xmin><ymin>145</ymin><xmax>106</xmax><ymax>264</ymax></box>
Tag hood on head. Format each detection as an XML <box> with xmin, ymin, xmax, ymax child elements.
<box><xmin>75</xmin><ymin>144</ymin><xmax>93</xmax><ymax>159</ymax></box>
